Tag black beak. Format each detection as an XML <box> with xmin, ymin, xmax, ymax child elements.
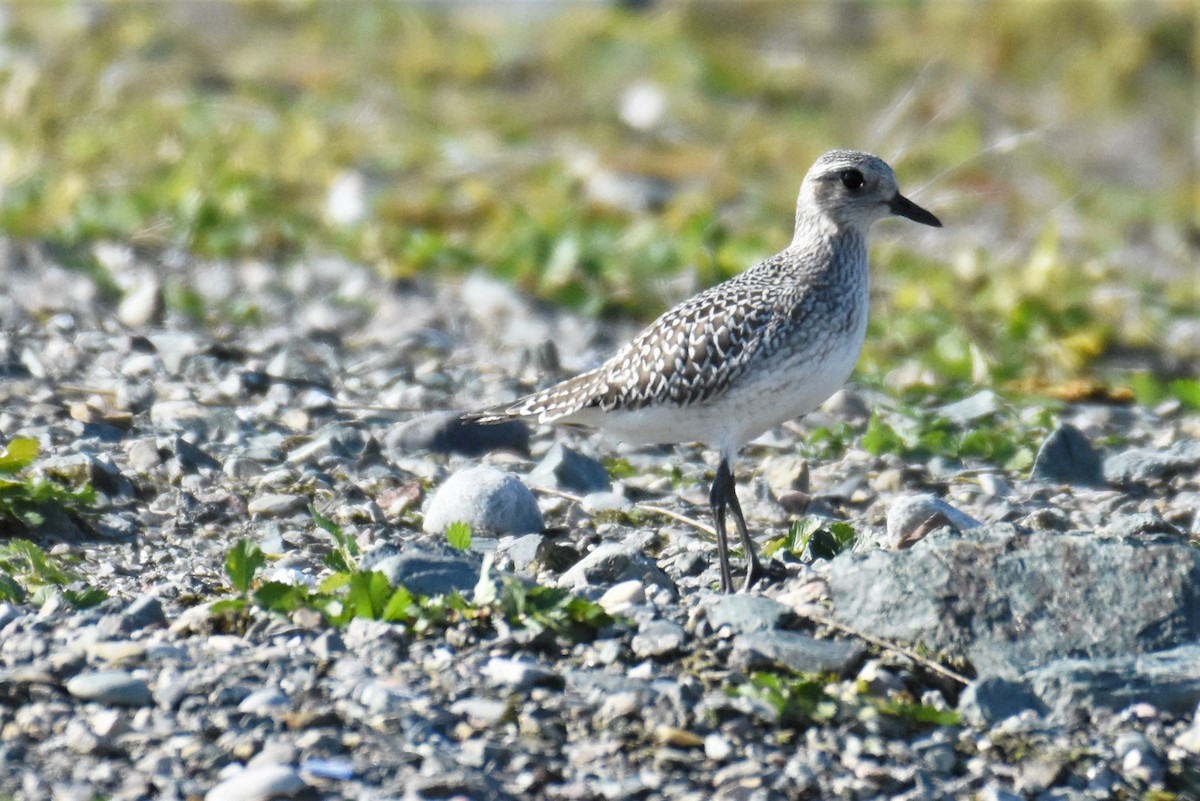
<box><xmin>888</xmin><ymin>193</ymin><xmax>942</xmax><ymax>227</ymax></box>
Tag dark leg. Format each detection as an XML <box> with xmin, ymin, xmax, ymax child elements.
<box><xmin>721</xmin><ymin>466</ymin><xmax>765</xmax><ymax>592</ymax></box>
<box><xmin>709</xmin><ymin>462</ymin><xmax>735</xmax><ymax>593</ymax></box>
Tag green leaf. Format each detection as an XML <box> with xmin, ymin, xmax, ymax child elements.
<box><xmin>4</xmin><ymin>539</ymin><xmax>68</xmax><ymax>584</ymax></box>
<box><xmin>381</xmin><ymin>585</ymin><xmax>415</xmax><ymax>623</ymax></box>
<box><xmin>64</xmin><ymin>586</ymin><xmax>108</xmax><ymax>609</ymax></box>
<box><xmin>225</xmin><ymin>539</ymin><xmax>265</xmax><ymax>596</ymax></box>
<box><xmin>344</xmin><ymin>570</ymin><xmax>393</xmax><ymax>619</ymax></box>
<box><xmin>311</xmin><ymin>504</ymin><xmax>358</xmax><ymax>572</ymax></box>
<box><xmin>210</xmin><ymin>598</ymin><xmax>249</xmax><ymax>615</ymax></box>
<box><xmin>874</xmin><ymin>699</ymin><xmax>961</xmax><ymax>726</ymax></box>
<box><xmin>445</xmin><ymin>521</ymin><xmax>472</xmax><ymax>551</ymax></box>
<box><xmin>318</xmin><ymin>572</ymin><xmax>351</xmax><ymax>594</ymax></box>
<box><xmin>253</xmin><ymin>580</ymin><xmax>310</xmax><ymax>613</ymax></box>
<box><xmin>0</xmin><ymin>438</ymin><xmax>39</xmax><ymax>474</ymax></box>
<box><xmin>0</xmin><ymin>571</ymin><xmax>26</xmax><ymax>603</ymax></box>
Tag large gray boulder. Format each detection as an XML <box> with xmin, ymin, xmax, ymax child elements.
<box><xmin>822</xmin><ymin>524</ymin><xmax>1200</xmax><ymax>677</ymax></box>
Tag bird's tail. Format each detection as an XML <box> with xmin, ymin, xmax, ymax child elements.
<box><xmin>463</xmin><ymin>370</ymin><xmax>601</xmax><ymax>426</ymax></box>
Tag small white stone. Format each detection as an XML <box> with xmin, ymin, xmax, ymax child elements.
<box><xmin>204</xmin><ymin>764</ymin><xmax>308</xmax><ymax>801</ymax></box>
<box><xmin>704</xmin><ymin>732</ymin><xmax>733</xmax><ymax>761</ymax></box>
<box><xmin>598</xmin><ymin>579</ymin><xmax>645</xmax><ymax>615</ymax></box>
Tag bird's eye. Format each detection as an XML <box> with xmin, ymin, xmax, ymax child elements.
<box><xmin>840</xmin><ymin>169</ymin><xmax>865</xmax><ymax>191</ymax></box>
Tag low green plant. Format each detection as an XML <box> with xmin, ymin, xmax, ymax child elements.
<box><xmin>860</xmin><ymin>404</ymin><xmax>1051</xmax><ymax>472</ymax></box>
<box><xmin>499</xmin><ymin>580</ymin><xmax>614</xmax><ymax>642</ymax></box>
<box><xmin>871</xmin><ymin>698</ymin><xmax>961</xmax><ymax>726</ymax></box>
<box><xmin>0</xmin><ymin>438</ymin><xmax>98</xmax><ymax>531</ymax></box>
<box><xmin>212</xmin><ymin>509</ymin><xmax>614</xmax><ymax>641</ymax></box>
<box><xmin>0</xmin><ymin>538</ymin><xmax>106</xmax><ymax>608</ymax></box>
<box><xmin>798</xmin><ymin>422</ymin><xmax>856</xmax><ymax>460</ymax></box>
<box><xmin>734</xmin><ymin>671</ymin><xmax>840</xmax><ymax>728</ymax></box>
<box><xmin>763</xmin><ymin>516</ymin><xmax>856</xmax><ymax>563</ymax></box>
<box><xmin>734</xmin><ymin>669</ymin><xmax>960</xmax><ymax>730</ymax></box>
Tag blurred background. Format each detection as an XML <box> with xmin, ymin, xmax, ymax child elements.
<box><xmin>0</xmin><ymin>1</ymin><xmax>1195</xmax><ymax>405</ymax></box>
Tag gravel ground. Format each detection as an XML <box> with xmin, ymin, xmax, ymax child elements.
<box><xmin>1</xmin><ymin>241</ymin><xmax>1199</xmax><ymax>801</ymax></box>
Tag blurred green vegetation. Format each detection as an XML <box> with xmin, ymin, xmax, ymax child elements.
<box><xmin>0</xmin><ymin>1</ymin><xmax>1195</xmax><ymax>400</ymax></box>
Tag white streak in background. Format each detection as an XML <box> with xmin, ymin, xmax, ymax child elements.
<box><xmin>325</xmin><ymin>170</ymin><xmax>367</xmax><ymax>227</ymax></box>
<box><xmin>868</xmin><ymin>61</ymin><xmax>933</xmax><ymax>156</ymax></box>
<box><xmin>619</xmin><ymin>80</ymin><xmax>667</xmax><ymax>131</ymax></box>
<box><xmin>911</xmin><ymin>127</ymin><xmax>1051</xmax><ymax>198</ymax></box>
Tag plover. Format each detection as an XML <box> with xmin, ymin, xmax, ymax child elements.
<box><xmin>468</xmin><ymin>150</ymin><xmax>941</xmax><ymax>592</ymax></box>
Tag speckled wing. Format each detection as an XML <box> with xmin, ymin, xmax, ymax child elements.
<box><xmin>467</xmin><ymin>266</ymin><xmax>790</xmax><ymax>425</ymax></box>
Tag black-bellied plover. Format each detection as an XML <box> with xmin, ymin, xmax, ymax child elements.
<box><xmin>468</xmin><ymin>150</ymin><xmax>941</xmax><ymax>592</ymax></box>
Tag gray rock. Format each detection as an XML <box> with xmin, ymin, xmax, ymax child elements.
<box><xmin>0</xmin><ymin>602</ymin><xmax>18</xmax><ymax>629</ymax></box>
<box><xmin>98</xmin><ymin>594</ymin><xmax>166</xmax><ymax>636</ymax></box>
<box><xmin>482</xmin><ymin>657</ymin><xmax>563</xmax><ymax>690</ymax></box>
<box><xmin>422</xmin><ymin>465</ymin><xmax>543</xmax><ymax>536</ymax></box>
<box><xmin>1026</xmin><ymin>643</ymin><xmax>1200</xmax><ymax>719</ymax></box>
<box><xmin>979</xmin><ymin>786</ymin><xmax>1025</xmax><ymax>801</ymax></box>
<box><xmin>365</xmin><ymin>545</ymin><xmax>481</xmax><ymax>597</ymax></box>
<box><xmin>580</xmin><ymin>491</ymin><xmax>633</xmax><ymax>514</ymax></box>
<box><xmin>204</xmin><ymin>764</ymin><xmax>308</xmax><ymax>801</ymax></box>
<box><xmin>122</xmin><ymin>594</ymin><xmax>166</xmax><ymax>631</ymax></box>
<box><xmin>732</xmin><ymin>631</ymin><xmax>864</xmax><ymax>675</ymax></box>
<box><xmin>449</xmin><ymin>697</ymin><xmax>509</xmax><ymax>726</ymax></box>
<box><xmin>885</xmin><ymin>494</ymin><xmax>982</xmax><ymax>548</ymax></box>
<box><xmin>1031</xmin><ymin>424</ymin><xmax>1104</xmax><ymax>487</ymax></box>
<box><xmin>237</xmin><ymin>688</ymin><xmax>292</xmax><ymax>715</ymax></box>
<box><xmin>631</xmin><ymin>620</ymin><xmax>686</xmax><ymax>658</ymax></box>
<box><xmin>824</xmin><ymin>524</ymin><xmax>1200</xmax><ymax>676</ymax></box>
<box><xmin>388</xmin><ymin>410</ymin><xmax>529</xmax><ymax>457</ymax></box>
<box><xmin>958</xmin><ymin>676</ymin><xmax>1046</xmax><ymax>727</ymax></box>
<box><xmin>1104</xmin><ymin>438</ymin><xmax>1200</xmax><ymax>486</ymax></box>
<box><xmin>66</xmin><ymin>670</ymin><xmax>153</xmax><ymax>707</ymax></box>
<box><xmin>1098</xmin><ymin>511</ymin><xmax>1182</xmax><ymax>539</ymax></box>
<box><xmin>527</xmin><ymin>443</ymin><xmax>610</xmax><ymax>494</ymax></box>
<box><xmin>247</xmin><ymin>493</ymin><xmax>308</xmax><ymax>518</ymax></box>
<box><xmin>704</xmin><ymin>594</ymin><xmax>793</xmax><ymax>635</ymax></box>
<box><xmin>117</xmin><ymin>276</ymin><xmax>164</xmax><ymax>326</ymax></box>
<box><xmin>502</xmin><ymin>533</ymin><xmax>546</xmax><ymax>572</ymax></box>
<box><xmin>938</xmin><ymin>390</ymin><xmax>1001</xmax><ymax>425</ymax></box>
<box><xmin>265</xmin><ymin>344</ymin><xmax>334</xmax><ymax>389</ymax></box>
<box><xmin>172</xmin><ymin>435</ymin><xmax>221</xmax><ymax>474</ymax></box>
<box><xmin>558</xmin><ymin>543</ymin><xmax>673</xmax><ymax>592</ymax></box>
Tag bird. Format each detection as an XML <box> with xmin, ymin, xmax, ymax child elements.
<box><xmin>466</xmin><ymin>150</ymin><xmax>941</xmax><ymax>592</ymax></box>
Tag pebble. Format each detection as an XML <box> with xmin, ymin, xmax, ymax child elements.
<box><xmin>558</xmin><ymin>542</ymin><xmax>673</xmax><ymax>592</ymax></box>
<box><xmin>482</xmin><ymin>657</ymin><xmax>563</xmax><ymax>690</ymax></box>
<box><xmin>422</xmin><ymin>465</ymin><xmax>544</xmax><ymax>535</ymax></box>
<box><xmin>65</xmin><ymin>671</ymin><xmax>154</xmax><ymax>707</ymax></box>
<box><xmin>704</xmin><ymin>594</ymin><xmax>792</xmax><ymax>635</ymax></box>
<box><xmin>885</xmin><ymin>493</ymin><xmax>982</xmax><ymax>547</ymax></box>
<box><xmin>387</xmin><ymin>410</ymin><xmax>530</xmax><ymax>457</ymax></box>
<box><xmin>598</xmin><ymin>579</ymin><xmax>646</xmax><ymax>614</ymax></box>
<box><xmin>237</xmin><ymin>688</ymin><xmax>292</xmax><ymax>715</ymax></box>
<box><xmin>204</xmin><ymin>764</ymin><xmax>308</xmax><ymax>801</ymax></box>
<box><xmin>631</xmin><ymin>620</ymin><xmax>686</xmax><ymax>658</ymax></box>
<box><xmin>247</xmin><ymin>493</ymin><xmax>309</xmax><ymax>517</ymax></box>
<box><xmin>527</xmin><ymin>443</ymin><xmax>611</xmax><ymax>494</ymax></box>
<box><xmin>1031</xmin><ymin>424</ymin><xmax>1104</xmax><ymax>487</ymax></box>
<box><xmin>732</xmin><ymin>630</ymin><xmax>864</xmax><ymax>675</ymax></box>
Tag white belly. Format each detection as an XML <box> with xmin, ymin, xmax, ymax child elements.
<box><xmin>565</xmin><ymin>322</ymin><xmax>865</xmax><ymax>456</ymax></box>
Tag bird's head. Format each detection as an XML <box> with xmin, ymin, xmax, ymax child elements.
<box><xmin>798</xmin><ymin>149</ymin><xmax>941</xmax><ymax>234</ymax></box>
